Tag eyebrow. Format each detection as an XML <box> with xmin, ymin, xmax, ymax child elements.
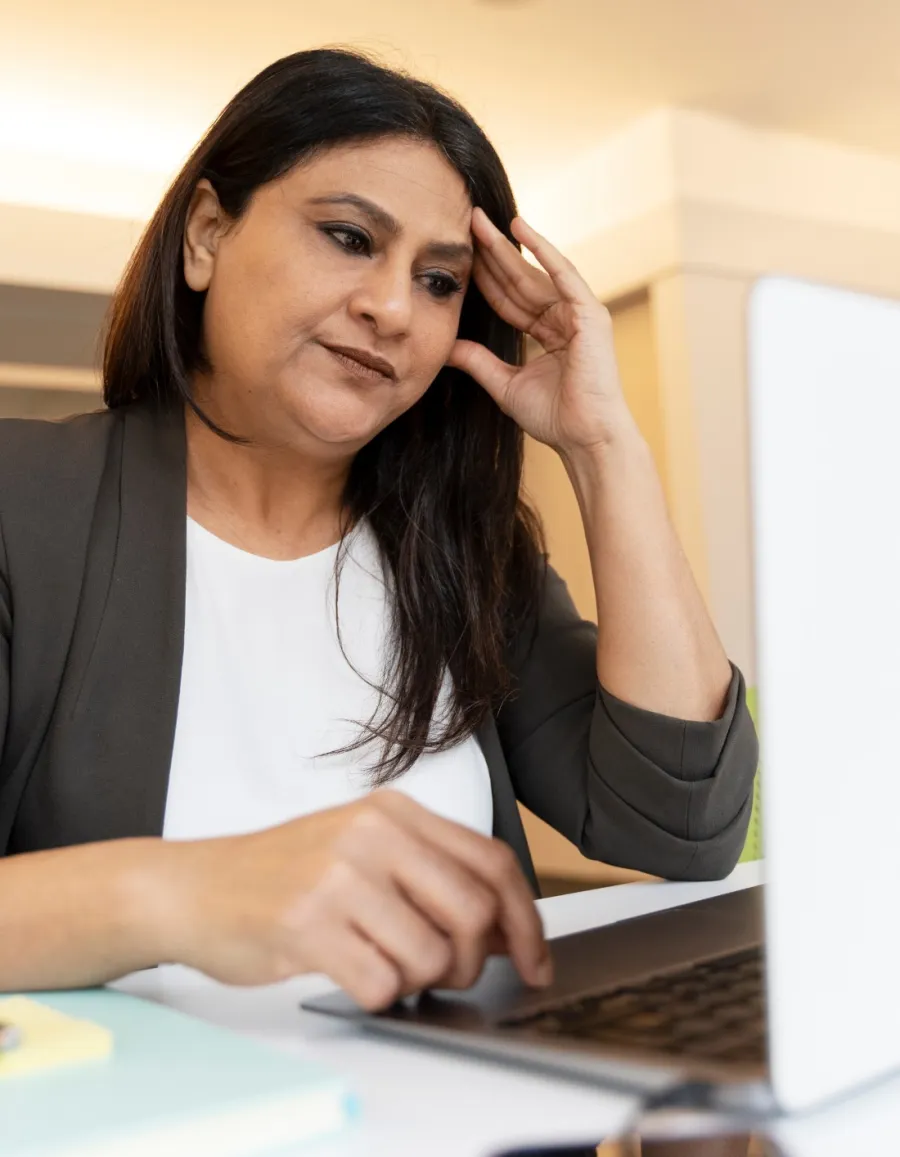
<box><xmin>307</xmin><ymin>193</ymin><xmax>474</xmax><ymax>264</ymax></box>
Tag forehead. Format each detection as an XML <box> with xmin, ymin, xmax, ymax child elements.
<box><xmin>281</xmin><ymin>137</ymin><xmax>473</xmax><ymax>234</ymax></box>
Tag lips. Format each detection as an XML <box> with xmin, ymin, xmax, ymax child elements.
<box><xmin>320</xmin><ymin>342</ymin><xmax>397</xmax><ymax>382</ymax></box>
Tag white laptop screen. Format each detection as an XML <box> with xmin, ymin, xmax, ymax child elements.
<box><xmin>748</xmin><ymin>276</ymin><xmax>900</xmax><ymax>1111</ymax></box>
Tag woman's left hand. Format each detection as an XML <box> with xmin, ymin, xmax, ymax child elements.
<box><xmin>446</xmin><ymin>207</ymin><xmax>636</xmax><ymax>455</ymax></box>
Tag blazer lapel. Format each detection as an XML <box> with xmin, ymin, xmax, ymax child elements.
<box><xmin>35</xmin><ymin>402</ymin><xmax>188</xmax><ymax>846</ymax></box>
<box><xmin>94</xmin><ymin>401</ymin><xmax>187</xmax><ymax>838</ymax></box>
<box><xmin>476</xmin><ymin>716</ymin><xmax>539</xmax><ymax>894</ymax></box>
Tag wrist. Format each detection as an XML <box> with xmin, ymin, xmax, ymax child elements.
<box><xmin>560</xmin><ymin>416</ymin><xmax>653</xmax><ymax>490</ymax></box>
<box><xmin>119</xmin><ymin>837</ymin><xmax>200</xmax><ymax>967</ymax></box>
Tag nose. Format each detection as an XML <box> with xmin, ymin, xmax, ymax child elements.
<box><xmin>348</xmin><ymin>255</ymin><xmax>413</xmax><ymax>339</ymax></box>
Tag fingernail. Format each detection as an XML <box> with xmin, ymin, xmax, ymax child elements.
<box><xmin>535</xmin><ymin>956</ymin><xmax>554</xmax><ymax>987</ymax></box>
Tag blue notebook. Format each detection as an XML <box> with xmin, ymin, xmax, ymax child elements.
<box><xmin>0</xmin><ymin>988</ymin><xmax>353</xmax><ymax>1157</ymax></box>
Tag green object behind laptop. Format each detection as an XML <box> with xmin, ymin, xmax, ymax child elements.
<box><xmin>0</xmin><ymin>988</ymin><xmax>352</xmax><ymax>1157</ymax></box>
<box><xmin>739</xmin><ymin>686</ymin><xmax>763</xmax><ymax>862</ymax></box>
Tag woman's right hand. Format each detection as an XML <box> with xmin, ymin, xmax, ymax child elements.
<box><xmin>162</xmin><ymin>790</ymin><xmax>552</xmax><ymax>1009</ymax></box>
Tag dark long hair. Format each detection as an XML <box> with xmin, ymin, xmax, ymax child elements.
<box><xmin>103</xmin><ymin>48</ymin><xmax>546</xmax><ymax>783</ymax></box>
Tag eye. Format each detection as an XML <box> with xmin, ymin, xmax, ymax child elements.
<box><xmin>421</xmin><ymin>271</ymin><xmax>463</xmax><ymax>300</ymax></box>
<box><xmin>321</xmin><ymin>224</ymin><xmax>371</xmax><ymax>255</ymax></box>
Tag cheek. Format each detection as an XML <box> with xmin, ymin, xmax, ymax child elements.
<box><xmin>371</xmin><ymin>319</ymin><xmax>455</xmax><ymax>429</ymax></box>
<box><xmin>203</xmin><ymin>238</ymin><xmax>340</xmax><ymax>371</ymax></box>
<box><xmin>407</xmin><ymin>306</ymin><xmax>462</xmax><ymax>387</ymax></box>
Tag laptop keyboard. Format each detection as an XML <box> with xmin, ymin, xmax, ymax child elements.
<box><xmin>500</xmin><ymin>947</ymin><xmax>766</xmax><ymax>1065</ymax></box>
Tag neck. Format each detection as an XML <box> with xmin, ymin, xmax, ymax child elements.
<box><xmin>184</xmin><ymin>404</ymin><xmax>351</xmax><ymax>561</ymax></box>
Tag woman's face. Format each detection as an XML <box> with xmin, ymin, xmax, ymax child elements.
<box><xmin>183</xmin><ymin>136</ymin><xmax>475</xmax><ymax>456</ymax></box>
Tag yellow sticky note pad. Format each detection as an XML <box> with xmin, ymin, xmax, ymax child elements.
<box><xmin>0</xmin><ymin>996</ymin><xmax>113</xmax><ymax>1078</ymax></box>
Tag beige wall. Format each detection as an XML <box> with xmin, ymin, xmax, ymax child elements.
<box><xmin>0</xmin><ymin>202</ymin><xmax>142</xmax><ymax>294</ymax></box>
<box><xmin>0</xmin><ymin>386</ymin><xmax>100</xmax><ymax>420</ymax></box>
<box><xmin>653</xmin><ymin>270</ymin><xmax>756</xmax><ymax>679</ymax></box>
<box><xmin>646</xmin><ymin>208</ymin><xmax>900</xmax><ymax>683</ymax></box>
<box><xmin>609</xmin><ymin>291</ymin><xmax>668</xmax><ymax>488</ymax></box>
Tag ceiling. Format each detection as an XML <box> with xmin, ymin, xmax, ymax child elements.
<box><xmin>4</xmin><ymin>0</ymin><xmax>900</xmax><ymax>213</ymax></box>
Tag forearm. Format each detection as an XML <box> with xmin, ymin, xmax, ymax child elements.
<box><xmin>562</xmin><ymin>417</ymin><xmax>732</xmax><ymax>721</ymax></box>
<box><xmin>0</xmin><ymin>839</ymin><xmax>181</xmax><ymax>990</ymax></box>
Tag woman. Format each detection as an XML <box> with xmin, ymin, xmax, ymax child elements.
<box><xmin>0</xmin><ymin>50</ymin><xmax>757</xmax><ymax>1009</ymax></box>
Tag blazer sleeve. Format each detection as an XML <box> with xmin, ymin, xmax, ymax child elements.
<box><xmin>0</xmin><ymin>514</ymin><xmax>9</xmax><ymax>768</ymax></box>
<box><xmin>496</xmin><ymin>563</ymin><xmax>758</xmax><ymax>881</ymax></box>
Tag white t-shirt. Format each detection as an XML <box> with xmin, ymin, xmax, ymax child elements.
<box><xmin>162</xmin><ymin>517</ymin><xmax>494</xmax><ymax>841</ymax></box>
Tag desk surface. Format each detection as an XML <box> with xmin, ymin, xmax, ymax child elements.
<box><xmin>111</xmin><ymin>859</ymin><xmax>900</xmax><ymax>1156</ymax></box>
<box><xmin>114</xmin><ymin>863</ymin><xmax>775</xmax><ymax>1157</ymax></box>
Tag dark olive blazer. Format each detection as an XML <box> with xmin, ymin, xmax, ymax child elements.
<box><xmin>0</xmin><ymin>403</ymin><xmax>758</xmax><ymax>893</ymax></box>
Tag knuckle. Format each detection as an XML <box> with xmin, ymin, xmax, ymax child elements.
<box><xmin>459</xmin><ymin>888</ymin><xmax>498</xmax><ymax>937</ymax></box>
<box><xmin>484</xmin><ymin>839</ymin><xmax>519</xmax><ymax>881</ymax></box>
<box><xmin>317</xmin><ymin>858</ymin><xmax>359</xmax><ymax>901</ymax></box>
<box><xmin>345</xmin><ymin>805</ymin><xmax>392</xmax><ymax>847</ymax></box>
<box><xmin>288</xmin><ymin>862</ymin><xmax>357</xmax><ymax>931</ymax></box>
<box><xmin>406</xmin><ymin>938</ymin><xmax>453</xmax><ymax>990</ymax></box>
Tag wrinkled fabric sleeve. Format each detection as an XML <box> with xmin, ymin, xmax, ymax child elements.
<box><xmin>0</xmin><ymin>514</ymin><xmax>9</xmax><ymax>772</ymax></box>
<box><xmin>496</xmin><ymin>564</ymin><xmax>758</xmax><ymax>881</ymax></box>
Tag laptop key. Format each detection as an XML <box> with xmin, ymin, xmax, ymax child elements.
<box><xmin>671</xmin><ymin>1015</ymin><xmax>722</xmax><ymax>1038</ymax></box>
<box><xmin>612</xmin><ymin>1011</ymin><xmax>672</xmax><ymax>1032</ymax></box>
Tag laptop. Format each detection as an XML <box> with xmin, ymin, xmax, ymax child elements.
<box><xmin>304</xmin><ymin>277</ymin><xmax>900</xmax><ymax>1116</ymax></box>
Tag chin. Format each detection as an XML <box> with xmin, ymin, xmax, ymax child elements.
<box><xmin>282</xmin><ymin>388</ymin><xmax>395</xmax><ymax>451</ymax></box>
